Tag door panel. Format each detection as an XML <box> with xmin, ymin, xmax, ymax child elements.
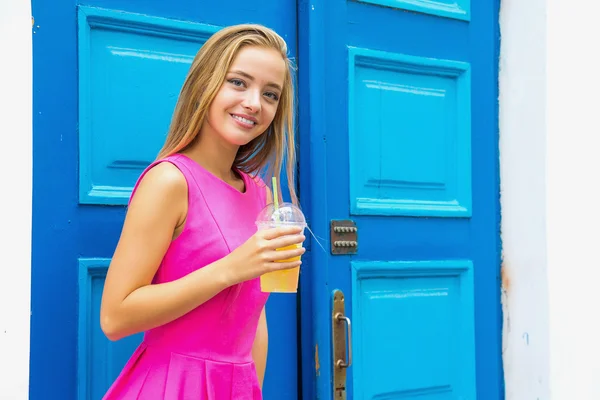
<box><xmin>77</xmin><ymin>6</ymin><xmax>218</xmax><ymax>206</ymax></box>
<box><xmin>351</xmin><ymin>261</ymin><xmax>476</xmax><ymax>398</ymax></box>
<box><xmin>348</xmin><ymin>47</ymin><xmax>472</xmax><ymax>217</ymax></box>
<box><xmin>31</xmin><ymin>1</ymin><xmax>298</xmax><ymax>399</ymax></box>
<box><xmin>299</xmin><ymin>0</ymin><xmax>501</xmax><ymax>399</ymax></box>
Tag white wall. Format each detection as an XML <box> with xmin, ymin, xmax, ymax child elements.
<box><xmin>0</xmin><ymin>1</ymin><xmax>33</xmax><ymax>399</ymax></box>
<box><xmin>546</xmin><ymin>1</ymin><xmax>600</xmax><ymax>399</ymax></box>
<box><xmin>499</xmin><ymin>0</ymin><xmax>550</xmax><ymax>398</ymax></box>
<box><xmin>501</xmin><ymin>0</ymin><xmax>600</xmax><ymax>399</ymax></box>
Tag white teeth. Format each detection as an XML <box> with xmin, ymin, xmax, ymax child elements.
<box><xmin>232</xmin><ymin>115</ymin><xmax>256</xmax><ymax>125</ymax></box>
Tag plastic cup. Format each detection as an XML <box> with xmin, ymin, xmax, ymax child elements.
<box><xmin>255</xmin><ymin>202</ymin><xmax>306</xmax><ymax>293</ymax></box>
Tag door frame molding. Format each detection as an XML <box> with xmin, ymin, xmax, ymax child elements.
<box><xmin>297</xmin><ymin>1</ymin><xmax>331</xmax><ymax>399</ymax></box>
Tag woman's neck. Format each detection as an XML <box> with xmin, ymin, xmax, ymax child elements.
<box><xmin>183</xmin><ymin>133</ymin><xmax>240</xmax><ymax>182</ymax></box>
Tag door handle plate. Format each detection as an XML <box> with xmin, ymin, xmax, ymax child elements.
<box><xmin>332</xmin><ymin>289</ymin><xmax>351</xmax><ymax>399</ymax></box>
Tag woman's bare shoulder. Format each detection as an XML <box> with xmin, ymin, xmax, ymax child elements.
<box><xmin>129</xmin><ymin>161</ymin><xmax>188</xmax><ymax>217</ymax></box>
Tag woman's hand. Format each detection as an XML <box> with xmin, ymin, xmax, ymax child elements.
<box><xmin>223</xmin><ymin>226</ymin><xmax>305</xmax><ymax>285</ymax></box>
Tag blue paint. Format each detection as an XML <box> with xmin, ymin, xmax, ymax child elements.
<box><xmin>299</xmin><ymin>0</ymin><xmax>502</xmax><ymax>399</ymax></box>
<box><xmin>77</xmin><ymin>258</ymin><xmax>142</xmax><ymax>400</ymax></box>
<box><xmin>348</xmin><ymin>47</ymin><xmax>472</xmax><ymax>217</ymax></box>
<box><xmin>355</xmin><ymin>0</ymin><xmax>470</xmax><ymax>21</ymax></box>
<box><xmin>297</xmin><ymin>3</ymin><xmax>316</xmax><ymax>400</ymax></box>
<box><xmin>77</xmin><ymin>6</ymin><xmax>218</xmax><ymax>205</ymax></box>
<box><xmin>32</xmin><ymin>0</ymin><xmax>501</xmax><ymax>398</ymax></box>
<box><xmin>351</xmin><ymin>260</ymin><xmax>475</xmax><ymax>399</ymax></box>
<box><xmin>31</xmin><ymin>1</ymin><xmax>299</xmax><ymax>399</ymax></box>
<box><xmin>297</xmin><ymin>0</ymin><xmax>330</xmax><ymax>399</ymax></box>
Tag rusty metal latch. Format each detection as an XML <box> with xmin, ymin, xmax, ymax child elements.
<box><xmin>332</xmin><ymin>289</ymin><xmax>351</xmax><ymax>399</ymax></box>
<box><xmin>330</xmin><ymin>220</ymin><xmax>358</xmax><ymax>255</ymax></box>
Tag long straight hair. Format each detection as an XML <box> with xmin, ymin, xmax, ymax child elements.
<box><xmin>157</xmin><ymin>24</ymin><xmax>297</xmax><ymax>204</ymax></box>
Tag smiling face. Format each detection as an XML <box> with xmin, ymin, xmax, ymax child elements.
<box><xmin>202</xmin><ymin>45</ymin><xmax>287</xmax><ymax>149</ymax></box>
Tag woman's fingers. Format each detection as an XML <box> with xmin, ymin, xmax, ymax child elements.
<box><xmin>268</xmin><ymin>234</ymin><xmax>305</xmax><ymax>250</ymax></box>
<box><xmin>268</xmin><ymin>259</ymin><xmax>302</xmax><ymax>271</ymax></box>
<box><xmin>260</xmin><ymin>226</ymin><xmax>304</xmax><ymax>240</ymax></box>
<box><xmin>267</xmin><ymin>246</ymin><xmax>306</xmax><ymax>262</ymax></box>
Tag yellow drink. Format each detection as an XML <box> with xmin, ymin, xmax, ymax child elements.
<box><xmin>275</xmin><ymin>243</ymin><xmax>302</xmax><ymax>263</ymax></box>
<box><xmin>255</xmin><ymin>197</ymin><xmax>306</xmax><ymax>293</ymax></box>
<box><xmin>260</xmin><ymin>243</ymin><xmax>302</xmax><ymax>293</ymax></box>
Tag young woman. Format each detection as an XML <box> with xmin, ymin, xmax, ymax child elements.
<box><xmin>100</xmin><ymin>24</ymin><xmax>305</xmax><ymax>399</ymax></box>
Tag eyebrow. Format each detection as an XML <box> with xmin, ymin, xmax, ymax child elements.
<box><xmin>229</xmin><ymin>70</ymin><xmax>282</xmax><ymax>92</ymax></box>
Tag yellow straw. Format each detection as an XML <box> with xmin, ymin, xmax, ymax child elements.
<box><xmin>272</xmin><ymin>176</ymin><xmax>280</xmax><ymax>211</ymax></box>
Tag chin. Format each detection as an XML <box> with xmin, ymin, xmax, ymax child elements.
<box><xmin>223</xmin><ymin>132</ymin><xmax>259</xmax><ymax>147</ymax></box>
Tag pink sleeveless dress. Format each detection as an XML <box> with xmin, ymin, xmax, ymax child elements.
<box><xmin>103</xmin><ymin>154</ymin><xmax>269</xmax><ymax>400</ymax></box>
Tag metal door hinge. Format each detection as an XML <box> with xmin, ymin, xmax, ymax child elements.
<box><xmin>330</xmin><ymin>220</ymin><xmax>358</xmax><ymax>255</ymax></box>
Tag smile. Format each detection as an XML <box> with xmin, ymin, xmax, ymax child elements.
<box><xmin>231</xmin><ymin>114</ymin><xmax>257</xmax><ymax>127</ymax></box>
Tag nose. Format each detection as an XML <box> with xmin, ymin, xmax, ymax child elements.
<box><xmin>242</xmin><ymin>89</ymin><xmax>261</xmax><ymax>113</ymax></box>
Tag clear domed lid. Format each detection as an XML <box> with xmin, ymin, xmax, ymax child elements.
<box><xmin>255</xmin><ymin>202</ymin><xmax>306</xmax><ymax>227</ymax></box>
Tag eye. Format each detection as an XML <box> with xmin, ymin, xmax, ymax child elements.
<box><xmin>228</xmin><ymin>78</ymin><xmax>245</xmax><ymax>87</ymax></box>
<box><xmin>264</xmin><ymin>92</ymin><xmax>279</xmax><ymax>101</ymax></box>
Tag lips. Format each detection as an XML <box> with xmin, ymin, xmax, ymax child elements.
<box><xmin>231</xmin><ymin>113</ymin><xmax>257</xmax><ymax>124</ymax></box>
<box><xmin>230</xmin><ymin>113</ymin><xmax>257</xmax><ymax>129</ymax></box>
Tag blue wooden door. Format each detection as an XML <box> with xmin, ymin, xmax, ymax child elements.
<box><xmin>298</xmin><ymin>1</ymin><xmax>502</xmax><ymax>399</ymax></box>
<box><xmin>30</xmin><ymin>1</ymin><xmax>298</xmax><ymax>399</ymax></box>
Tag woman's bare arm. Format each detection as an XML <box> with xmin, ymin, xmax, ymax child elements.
<box><xmin>252</xmin><ymin>307</ymin><xmax>268</xmax><ymax>388</ymax></box>
<box><xmin>99</xmin><ymin>163</ymin><xmax>231</xmax><ymax>341</ymax></box>
<box><xmin>100</xmin><ymin>166</ymin><xmax>304</xmax><ymax>342</ymax></box>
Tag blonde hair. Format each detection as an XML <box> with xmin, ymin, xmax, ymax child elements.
<box><xmin>157</xmin><ymin>24</ymin><xmax>297</xmax><ymax>204</ymax></box>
